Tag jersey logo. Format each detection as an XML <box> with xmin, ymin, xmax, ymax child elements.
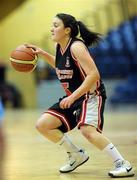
<box><xmin>65</xmin><ymin>56</ymin><xmax>70</xmax><ymax>68</ymax></box>
<box><xmin>56</xmin><ymin>68</ymin><xmax>73</xmax><ymax>80</ymax></box>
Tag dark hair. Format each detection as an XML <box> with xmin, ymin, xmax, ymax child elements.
<box><xmin>56</xmin><ymin>13</ymin><xmax>102</xmax><ymax>46</ymax></box>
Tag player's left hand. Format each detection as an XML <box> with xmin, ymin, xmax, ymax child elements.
<box><xmin>60</xmin><ymin>95</ymin><xmax>75</xmax><ymax>109</ymax></box>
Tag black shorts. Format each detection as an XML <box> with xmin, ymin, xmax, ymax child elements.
<box><xmin>44</xmin><ymin>95</ymin><xmax>106</xmax><ymax>133</ymax></box>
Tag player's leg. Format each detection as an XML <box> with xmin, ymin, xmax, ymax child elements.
<box><xmin>80</xmin><ymin>125</ymin><xmax>134</xmax><ymax>177</ymax></box>
<box><xmin>36</xmin><ymin>112</ymin><xmax>81</xmax><ymax>152</ymax></box>
<box><xmin>36</xmin><ymin>112</ymin><xmax>87</xmax><ymax>153</ymax></box>
<box><xmin>78</xmin><ymin>95</ymin><xmax>134</xmax><ymax>177</ymax></box>
<box><xmin>36</xmin><ymin>111</ymin><xmax>89</xmax><ymax>173</ymax></box>
<box><xmin>53</xmin><ymin>106</ymin><xmax>89</xmax><ymax>173</ymax></box>
<box><xmin>36</xmin><ymin>112</ymin><xmax>63</xmax><ymax>143</ymax></box>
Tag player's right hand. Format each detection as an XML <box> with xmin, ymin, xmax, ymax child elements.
<box><xmin>24</xmin><ymin>44</ymin><xmax>44</xmax><ymax>55</ymax></box>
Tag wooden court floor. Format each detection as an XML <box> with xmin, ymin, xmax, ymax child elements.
<box><xmin>2</xmin><ymin>109</ymin><xmax>137</xmax><ymax>180</ymax></box>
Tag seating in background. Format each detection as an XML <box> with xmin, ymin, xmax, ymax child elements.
<box><xmin>89</xmin><ymin>16</ymin><xmax>137</xmax><ymax>105</ymax></box>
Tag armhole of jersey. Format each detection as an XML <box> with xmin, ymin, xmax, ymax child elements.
<box><xmin>70</xmin><ymin>40</ymin><xmax>90</xmax><ymax>61</ymax></box>
<box><xmin>70</xmin><ymin>41</ymin><xmax>87</xmax><ymax>80</ymax></box>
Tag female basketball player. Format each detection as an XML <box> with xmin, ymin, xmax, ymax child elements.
<box><xmin>26</xmin><ymin>13</ymin><xmax>134</xmax><ymax>178</ymax></box>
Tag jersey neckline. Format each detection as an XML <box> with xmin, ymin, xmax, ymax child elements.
<box><xmin>60</xmin><ymin>38</ymin><xmax>72</xmax><ymax>55</ymax></box>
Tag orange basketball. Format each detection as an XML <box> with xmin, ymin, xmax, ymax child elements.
<box><xmin>10</xmin><ymin>45</ymin><xmax>37</xmax><ymax>72</ymax></box>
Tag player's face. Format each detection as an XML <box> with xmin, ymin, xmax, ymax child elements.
<box><xmin>51</xmin><ymin>17</ymin><xmax>70</xmax><ymax>42</ymax></box>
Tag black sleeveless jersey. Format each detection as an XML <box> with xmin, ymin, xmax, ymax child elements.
<box><xmin>55</xmin><ymin>38</ymin><xmax>106</xmax><ymax>98</ymax></box>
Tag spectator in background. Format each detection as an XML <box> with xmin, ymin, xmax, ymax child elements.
<box><xmin>0</xmin><ymin>59</ymin><xmax>23</xmax><ymax>108</ymax></box>
<box><xmin>0</xmin><ymin>97</ymin><xmax>6</xmax><ymax>180</ymax></box>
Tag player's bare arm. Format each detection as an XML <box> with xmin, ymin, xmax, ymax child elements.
<box><xmin>71</xmin><ymin>41</ymin><xmax>100</xmax><ymax>100</ymax></box>
<box><xmin>39</xmin><ymin>50</ymin><xmax>55</xmax><ymax>68</ymax></box>
<box><xmin>25</xmin><ymin>44</ymin><xmax>55</xmax><ymax>68</ymax></box>
<box><xmin>60</xmin><ymin>41</ymin><xmax>100</xmax><ymax>109</ymax></box>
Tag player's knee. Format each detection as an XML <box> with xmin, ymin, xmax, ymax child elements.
<box><xmin>36</xmin><ymin>113</ymin><xmax>62</xmax><ymax>134</ymax></box>
<box><xmin>35</xmin><ymin>115</ymin><xmax>56</xmax><ymax>133</ymax></box>
<box><xmin>80</xmin><ymin>125</ymin><xmax>96</xmax><ymax>141</ymax></box>
<box><xmin>36</xmin><ymin>120</ymin><xmax>43</xmax><ymax>132</ymax></box>
<box><xmin>35</xmin><ymin>118</ymin><xmax>49</xmax><ymax>133</ymax></box>
<box><xmin>80</xmin><ymin>127</ymin><xmax>91</xmax><ymax>139</ymax></box>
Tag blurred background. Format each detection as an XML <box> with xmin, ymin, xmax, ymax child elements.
<box><xmin>0</xmin><ymin>0</ymin><xmax>137</xmax><ymax>110</ymax></box>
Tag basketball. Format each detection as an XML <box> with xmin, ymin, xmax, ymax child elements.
<box><xmin>10</xmin><ymin>45</ymin><xmax>37</xmax><ymax>72</ymax></box>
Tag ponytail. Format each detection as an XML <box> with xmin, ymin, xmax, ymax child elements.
<box><xmin>56</xmin><ymin>13</ymin><xmax>102</xmax><ymax>47</ymax></box>
<box><xmin>77</xmin><ymin>21</ymin><xmax>102</xmax><ymax>47</ymax></box>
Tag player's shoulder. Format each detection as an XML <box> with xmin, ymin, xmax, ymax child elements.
<box><xmin>70</xmin><ymin>39</ymin><xmax>88</xmax><ymax>54</ymax></box>
<box><xmin>71</xmin><ymin>39</ymin><xmax>85</xmax><ymax>49</ymax></box>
